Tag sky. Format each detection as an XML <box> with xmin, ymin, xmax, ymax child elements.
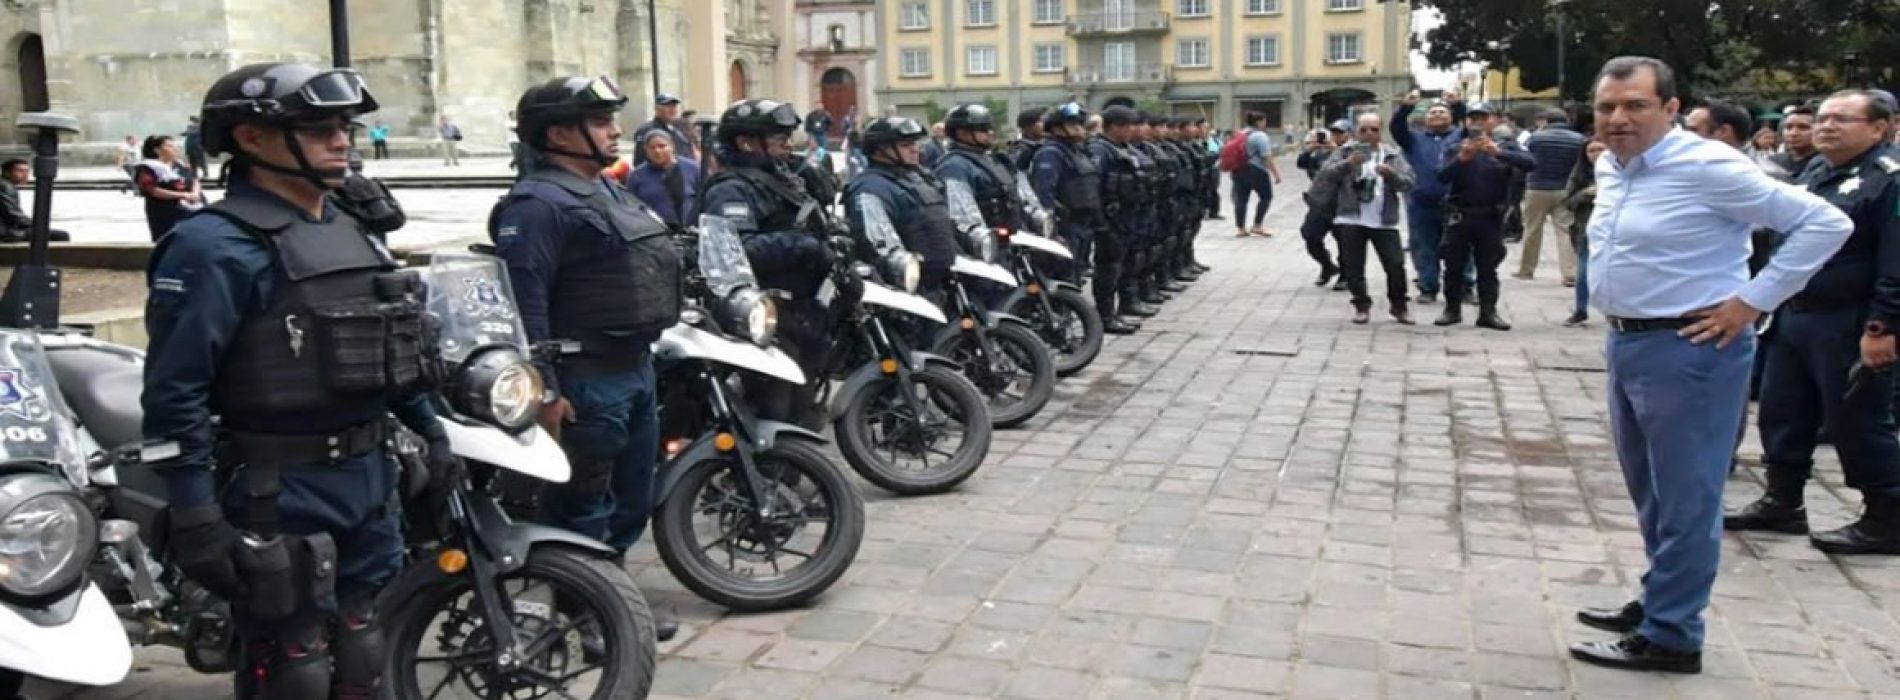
<box><xmin>1409</xmin><ymin>6</ymin><xmax>1472</xmax><ymax>91</ymax></box>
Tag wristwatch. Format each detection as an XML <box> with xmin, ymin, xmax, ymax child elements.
<box><xmin>1867</xmin><ymin>320</ymin><xmax>1891</xmax><ymax>338</ymax></box>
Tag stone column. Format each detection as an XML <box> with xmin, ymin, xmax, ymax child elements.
<box><xmin>682</xmin><ymin>0</ymin><xmax>729</xmax><ymax>114</ymax></box>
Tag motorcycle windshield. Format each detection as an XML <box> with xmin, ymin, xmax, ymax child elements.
<box><xmin>944</xmin><ymin>179</ymin><xmax>986</xmax><ymax>232</ymax></box>
<box><xmin>1016</xmin><ymin>174</ymin><xmax>1053</xmax><ymax>234</ymax></box>
<box><xmin>0</xmin><ymin>330</ymin><xmax>87</xmax><ymax>480</ymax></box>
<box><xmin>696</xmin><ymin>214</ymin><xmax>759</xmax><ymax>299</ymax></box>
<box><xmin>854</xmin><ymin>193</ymin><xmax>908</xmax><ymax>257</ymax></box>
<box><xmin>421</xmin><ymin>253</ymin><xmax>530</xmax><ymax>365</ymax></box>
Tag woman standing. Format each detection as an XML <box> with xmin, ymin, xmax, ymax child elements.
<box><xmin>625</xmin><ymin>130</ymin><xmax>700</xmax><ymax>229</ymax></box>
<box><xmin>1561</xmin><ymin>139</ymin><xmax>1606</xmax><ymax>327</ymax></box>
<box><xmin>133</xmin><ymin>135</ymin><xmax>200</xmax><ymax>241</ymax></box>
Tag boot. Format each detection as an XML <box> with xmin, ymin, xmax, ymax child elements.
<box><xmin>1811</xmin><ymin>494</ymin><xmax>1900</xmax><ymax>555</ymax></box>
<box><xmin>1724</xmin><ymin>491</ymin><xmax>1809</xmax><ymax>534</ymax></box>
<box><xmin>1103</xmin><ymin>317</ymin><xmax>1140</xmax><ymax>334</ymax></box>
<box><xmin>1121</xmin><ymin>290</ymin><xmax>1158</xmax><ymax>317</ymax></box>
<box><xmin>1315</xmin><ymin>266</ymin><xmax>1339</xmax><ymax>288</ymax></box>
<box><xmin>1139</xmin><ymin>280</ymin><xmax>1167</xmax><ymax>305</ymax></box>
<box><xmin>1434</xmin><ymin>304</ymin><xmax>1464</xmax><ymax>326</ymax></box>
<box><xmin>1476</xmin><ymin>305</ymin><xmax>1512</xmax><ymax>331</ymax></box>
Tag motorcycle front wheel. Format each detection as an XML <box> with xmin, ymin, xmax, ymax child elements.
<box><xmin>836</xmin><ymin>364</ymin><xmax>993</xmax><ymax>495</ymax></box>
<box><xmin>932</xmin><ymin>322</ymin><xmax>1056</xmax><ymax>428</ymax></box>
<box><xmin>653</xmin><ymin>438</ymin><xmax>863</xmax><ymax>612</ymax></box>
<box><xmin>385</xmin><ymin>549</ymin><xmax>657</xmax><ymax>700</ymax></box>
<box><xmin>1008</xmin><ymin>288</ymin><xmax>1103</xmax><ymax>377</ymax></box>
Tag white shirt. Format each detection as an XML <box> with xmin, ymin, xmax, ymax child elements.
<box><xmin>1333</xmin><ymin>159</ymin><xmax>1389</xmax><ymax>230</ymax></box>
<box><xmin>1586</xmin><ymin>127</ymin><xmax>1852</xmax><ymax>319</ymax></box>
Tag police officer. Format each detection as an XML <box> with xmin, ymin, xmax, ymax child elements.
<box><xmin>1011</xmin><ymin>108</ymin><xmax>1048</xmax><ymax>174</ymax></box>
<box><xmin>489</xmin><ymin>77</ymin><xmax>683</xmax><ymax>577</ymax></box>
<box><xmin>937</xmin><ymin>103</ymin><xmax>1024</xmax><ymax>238</ymax></box>
<box><xmin>1089</xmin><ymin>106</ymin><xmax>1158</xmax><ymax>325</ymax></box>
<box><xmin>1032</xmin><ymin>103</ymin><xmax>1134</xmax><ymax>335</ymax></box>
<box><xmin>845</xmin><ymin>117</ymin><xmax>960</xmax><ymax>296</ymax></box>
<box><xmin>701</xmin><ymin>99</ymin><xmax>841</xmax><ymax>427</ymax></box>
<box><xmin>1132</xmin><ymin>115</ymin><xmax>1180</xmax><ymax>306</ymax></box>
<box><xmin>144</xmin><ymin>63</ymin><xmax>452</xmax><ymax>699</ymax></box>
<box><xmin>1725</xmin><ymin>90</ymin><xmax>1900</xmax><ymax>555</ymax></box>
<box><xmin>1165</xmin><ymin>117</ymin><xmax>1205</xmax><ymax>284</ymax></box>
<box><xmin>1190</xmin><ymin>117</ymin><xmax>1220</xmax><ymax>270</ymax></box>
<box><xmin>1433</xmin><ymin>102</ymin><xmax>1533</xmax><ymax>330</ymax></box>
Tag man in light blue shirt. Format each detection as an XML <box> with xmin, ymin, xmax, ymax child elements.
<box><xmin>1569</xmin><ymin>57</ymin><xmax>1853</xmax><ymax>675</ymax></box>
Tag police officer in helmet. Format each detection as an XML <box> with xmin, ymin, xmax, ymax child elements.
<box><xmin>144</xmin><ymin>63</ymin><xmax>455</xmax><ymax>699</ymax></box>
<box><xmin>845</xmin><ymin>116</ymin><xmax>961</xmax><ymax>294</ymax></box>
<box><xmin>489</xmin><ymin>76</ymin><xmax>683</xmax><ymax>592</ymax></box>
<box><xmin>936</xmin><ymin>103</ymin><xmax>1024</xmax><ymax>234</ymax></box>
<box><xmin>701</xmin><ymin>99</ymin><xmax>840</xmax><ymax>428</ymax></box>
<box><xmin>1091</xmin><ymin>106</ymin><xmax>1160</xmax><ymax>325</ymax></box>
<box><xmin>1031</xmin><ymin>103</ymin><xmax>1136</xmax><ymax>334</ymax></box>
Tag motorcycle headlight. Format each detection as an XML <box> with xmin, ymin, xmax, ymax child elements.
<box><xmin>722</xmin><ymin>288</ymin><xmax>778</xmax><ymax>347</ymax></box>
<box><xmin>886</xmin><ymin>251</ymin><xmax>922</xmax><ymax>293</ymax></box>
<box><xmin>966</xmin><ymin>226</ymin><xmax>997</xmax><ymax>261</ymax></box>
<box><xmin>0</xmin><ymin>474</ymin><xmax>96</xmax><ymax>599</ymax></box>
<box><xmin>452</xmin><ymin>348</ymin><xmax>545</xmax><ymax>432</ymax></box>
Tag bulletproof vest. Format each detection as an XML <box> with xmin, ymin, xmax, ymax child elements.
<box><xmin>1169</xmin><ymin>142</ymin><xmax>1198</xmax><ymax>191</ymax></box>
<box><xmin>706</xmin><ymin>164</ymin><xmax>823</xmax><ymax>235</ymax></box>
<box><xmin>942</xmin><ymin>147</ymin><xmax>1022</xmax><ymax>229</ymax></box>
<box><xmin>1011</xmin><ymin>139</ymin><xmax>1042</xmax><ymax>174</ymax></box>
<box><xmin>494</xmin><ymin>170</ymin><xmax>681</xmax><ymax>350</ymax></box>
<box><xmin>1140</xmin><ymin>142</ymin><xmax>1174</xmax><ymax>200</ymax></box>
<box><xmin>204</xmin><ymin>192</ymin><xmax>429</xmax><ymax>420</ymax></box>
<box><xmin>857</xmin><ymin>165</ymin><xmax>961</xmax><ymax>272</ymax></box>
<box><xmin>1048</xmin><ymin>141</ymin><xmax>1103</xmax><ymax>218</ymax></box>
<box><xmin>1096</xmin><ymin>138</ymin><xmax>1148</xmax><ymax>205</ymax></box>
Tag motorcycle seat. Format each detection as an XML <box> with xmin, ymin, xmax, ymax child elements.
<box><xmin>45</xmin><ymin>345</ymin><xmax>145</xmax><ymax>451</ymax></box>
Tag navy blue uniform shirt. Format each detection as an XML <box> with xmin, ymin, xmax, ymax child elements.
<box><xmin>1437</xmin><ymin>140</ymin><xmax>1536</xmax><ymax>208</ymax></box>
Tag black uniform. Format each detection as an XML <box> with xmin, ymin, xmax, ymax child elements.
<box><xmin>1435</xmin><ymin>139</ymin><xmax>1535</xmax><ymax>318</ymax></box>
<box><xmin>1089</xmin><ymin>135</ymin><xmax>1153</xmax><ymax>317</ymax></box>
<box><xmin>1029</xmin><ymin>138</ymin><xmax>1102</xmax><ymax>288</ymax></box>
<box><xmin>1136</xmin><ymin>138</ymin><xmax>1178</xmax><ymax>302</ymax></box>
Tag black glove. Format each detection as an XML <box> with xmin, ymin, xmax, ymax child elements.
<box><xmin>168</xmin><ymin>505</ymin><xmax>245</xmax><ymax>601</ymax></box>
<box><xmin>335</xmin><ymin>175</ymin><xmax>407</xmax><ymax>234</ymax></box>
<box><xmin>425</xmin><ymin>438</ymin><xmax>465</xmax><ymax>497</ymax></box>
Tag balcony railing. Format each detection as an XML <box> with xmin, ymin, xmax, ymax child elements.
<box><xmin>1067</xmin><ymin>10</ymin><xmax>1171</xmax><ymax>35</ymax></box>
<box><xmin>1066</xmin><ymin>63</ymin><xmax>1173</xmax><ymax>85</ymax></box>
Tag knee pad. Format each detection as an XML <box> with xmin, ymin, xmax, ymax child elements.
<box><xmin>333</xmin><ymin>600</ymin><xmax>385</xmax><ymax>700</ymax></box>
<box><xmin>243</xmin><ymin>623</ymin><xmax>332</xmax><ymax>700</ymax></box>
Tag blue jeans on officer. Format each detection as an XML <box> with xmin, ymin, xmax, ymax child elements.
<box><xmin>1407</xmin><ymin>200</ymin><xmax>1474</xmax><ymax>296</ymax></box>
<box><xmin>538</xmin><ymin>358</ymin><xmax>661</xmax><ymax>555</ymax></box>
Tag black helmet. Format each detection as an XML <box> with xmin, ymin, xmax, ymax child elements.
<box><xmin>716</xmin><ymin>99</ymin><xmax>801</xmax><ymax>145</ymax></box>
<box><xmin>201</xmin><ymin>63</ymin><xmax>377</xmax><ymax>157</ymax></box>
<box><xmin>516</xmin><ymin>75</ymin><xmax>628</xmax><ymax>164</ymax></box>
<box><xmin>944</xmin><ymin>104</ymin><xmax>996</xmax><ymax>134</ymax></box>
<box><xmin>1042</xmin><ymin>102</ymin><xmax>1089</xmax><ymax>130</ymax></box>
<box><xmin>1100</xmin><ymin>106</ymin><xmax>1140</xmax><ymax>127</ymax></box>
<box><xmin>859</xmin><ymin>116</ymin><xmax>927</xmax><ymax>151</ymax></box>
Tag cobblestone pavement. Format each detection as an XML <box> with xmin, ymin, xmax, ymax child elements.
<box><xmin>59</xmin><ymin>170</ymin><xmax>1900</xmax><ymax>700</ymax></box>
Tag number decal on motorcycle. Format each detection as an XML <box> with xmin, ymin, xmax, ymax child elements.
<box><xmin>1</xmin><ymin>426</ymin><xmax>48</xmax><ymax>442</ymax></box>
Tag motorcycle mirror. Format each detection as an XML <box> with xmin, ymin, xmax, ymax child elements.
<box><xmin>0</xmin><ymin>112</ymin><xmax>81</xmax><ymax>330</ymax></box>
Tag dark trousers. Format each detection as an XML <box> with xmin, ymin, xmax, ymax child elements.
<box><xmin>1441</xmin><ymin>210</ymin><xmax>1506</xmax><ymax>306</ymax></box>
<box><xmin>372</xmin><ymin>140</ymin><xmax>389</xmax><ymax>160</ymax></box>
<box><xmin>187</xmin><ymin>150</ymin><xmax>208</xmax><ymax>180</ymax></box>
<box><xmin>1299</xmin><ymin>206</ymin><xmax>1336</xmax><ymax>273</ymax></box>
<box><xmin>1759</xmin><ymin>307</ymin><xmax>1900</xmax><ymax>498</ymax></box>
<box><xmin>1090</xmin><ymin>226</ymin><xmax>1124</xmax><ymax>314</ymax></box>
<box><xmin>539</xmin><ymin>358</ymin><xmax>661</xmax><ymax>554</ymax></box>
<box><xmin>1231</xmin><ymin>169</ymin><xmax>1273</xmax><ymax>228</ymax></box>
<box><xmin>1335</xmin><ymin>224</ymin><xmax>1407</xmax><ymax>311</ymax></box>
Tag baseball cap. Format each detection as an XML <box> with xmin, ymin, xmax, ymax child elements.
<box><xmin>1466</xmin><ymin>101</ymin><xmax>1495</xmax><ymax>115</ymax></box>
<box><xmin>656</xmin><ymin>93</ymin><xmax>682</xmax><ymax>106</ymax></box>
<box><xmin>1327</xmin><ymin>119</ymin><xmax>1352</xmax><ymax>133</ymax></box>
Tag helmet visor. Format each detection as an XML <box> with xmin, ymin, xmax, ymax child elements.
<box><xmin>295</xmin><ymin>69</ymin><xmax>378</xmax><ymax>112</ymax></box>
<box><xmin>582</xmin><ymin>75</ymin><xmax>628</xmax><ymax>107</ymax></box>
<box><xmin>755</xmin><ymin>100</ymin><xmax>801</xmax><ymax>129</ymax></box>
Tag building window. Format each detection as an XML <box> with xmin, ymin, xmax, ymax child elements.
<box><xmin>1176</xmin><ymin>38</ymin><xmax>1209</xmax><ymax>68</ymax></box>
<box><xmin>1327</xmin><ymin>0</ymin><xmax>1364</xmax><ymax>10</ymax></box>
<box><xmin>966</xmin><ymin>0</ymin><xmax>996</xmax><ymax>27</ymax></box>
<box><xmin>1176</xmin><ymin>0</ymin><xmax>1209</xmax><ymax>17</ymax></box>
<box><xmin>900</xmin><ymin>2</ymin><xmax>929</xmax><ymax>30</ymax></box>
<box><xmin>1033</xmin><ymin>43</ymin><xmax>1066</xmax><ymax>73</ymax></box>
<box><xmin>1245</xmin><ymin>36</ymin><xmax>1280</xmax><ymax>66</ymax></box>
<box><xmin>1104</xmin><ymin>41</ymin><xmax>1135</xmax><ymax>81</ymax></box>
<box><xmin>1245</xmin><ymin>0</ymin><xmax>1282</xmax><ymax>15</ymax></box>
<box><xmin>967</xmin><ymin>45</ymin><xmax>998</xmax><ymax>75</ymax></box>
<box><xmin>1033</xmin><ymin>0</ymin><xmax>1064</xmax><ymax>24</ymax></box>
<box><xmin>901</xmin><ymin>48</ymin><xmax>931</xmax><ymax>77</ymax></box>
<box><xmin>1326</xmin><ymin>33</ymin><xmax>1362</xmax><ymax>63</ymax></box>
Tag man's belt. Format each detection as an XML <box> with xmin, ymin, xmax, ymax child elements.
<box><xmin>225</xmin><ymin>420</ymin><xmax>388</xmax><ymax>469</ymax></box>
<box><xmin>1605</xmin><ymin>316</ymin><xmax>1695</xmax><ymax>333</ymax></box>
<box><xmin>1783</xmin><ymin>295</ymin><xmax>1860</xmax><ymax>314</ymax></box>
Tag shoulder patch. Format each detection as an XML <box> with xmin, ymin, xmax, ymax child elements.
<box><xmin>1879</xmin><ymin>155</ymin><xmax>1900</xmax><ymax>176</ymax></box>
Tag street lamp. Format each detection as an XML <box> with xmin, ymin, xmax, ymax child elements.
<box><xmin>1487</xmin><ymin>39</ymin><xmax>1513</xmax><ymax>111</ymax></box>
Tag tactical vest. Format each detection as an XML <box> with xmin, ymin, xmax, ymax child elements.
<box><xmin>1048</xmin><ymin>141</ymin><xmax>1104</xmax><ymax>219</ymax></box>
<box><xmin>1096</xmin><ymin>139</ymin><xmax>1148</xmax><ymax>205</ymax></box>
<box><xmin>941</xmin><ymin>148</ymin><xmax>1022</xmax><ymax>230</ymax></box>
<box><xmin>705</xmin><ymin>165</ymin><xmax>821</xmax><ymax>235</ymax></box>
<box><xmin>493</xmin><ymin>170</ymin><xmax>681</xmax><ymax>352</ymax></box>
<box><xmin>1169</xmin><ymin>142</ymin><xmax>1198</xmax><ymax>192</ymax></box>
<box><xmin>855</xmin><ymin>166</ymin><xmax>962</xmax><ymax>272</ymax></box>
<box><xmin>205</xmin><ymin>193</ymin><xmax>429</xmax><ymax>420</ymax></box>
<box><xmin>1141</xmin><ymin>142</ymin><xmax>1174</xmax><ymax>202</ymax></box>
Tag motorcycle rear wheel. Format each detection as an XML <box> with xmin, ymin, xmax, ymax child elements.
<box><xmin>933</xmin><ymin>322</ymin><xmax>1056</xmax><ymax>428</ymax></box>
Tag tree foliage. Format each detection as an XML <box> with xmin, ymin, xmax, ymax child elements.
<box><xmin>1418</xmin><ymin>0</ymin><xmax>1900</xmax><ymax>103</ymax></box>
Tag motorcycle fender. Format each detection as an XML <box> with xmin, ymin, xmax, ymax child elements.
<box><xmin>654</xmin><ymin>421</ymin><xmax>829</xmax><ymax>506</ymax></box>
<box><xmin>1045</xmin><ymin>280</ymin><xmax>1083</xmax><ymax>296</ymax></box>
<box><xmin>987</xmin><ymin>312</ymin><xmax>1035</xmax><ymax>333</ymax></box>
<box><xmin>0</xmin><ymin>584</ymin><xmax>131</xmax><ymax>686</ymax></box>
<box><xmin>826</xmin><ymin>351</ymin><xmax>960</xmax><ymax>416</ymax></box>
<box><xmin>445</xmin><ymin>420</ymin><xmax>570</xmax><ymax>484</ymax></box>
<box><xmin>380</xmin><ymin>498</ymin><xmax>616</xmax><ymax>612</ymax></box>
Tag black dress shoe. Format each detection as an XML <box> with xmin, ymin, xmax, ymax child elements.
<box><xmin>655</xmin><ymin>610</ymin><xmax>681</xmax><ymax>643</ymax></box>
<box><xmin>1577</xmin><ymin>600</ymin><xmax>1644</xmax><ymax>633</ymax></box>
<box><xmin>1475</xmin><ymin>308</ymin><xmax>1512</xmax><ymax>331</ymax></box>
<box><xmin>1416</xmin><ymin>290</ymin><xmax>1437</xmax><ymax>305</ymax></box>
<box><xmin>1175</xmin><ymin>271</ymin><xmax>1201</xmax><ymax>282</ymax></box>
<box><xmin>1810</xmin><ymin>515</ymin><xmax>1900</xmax><ymax>555</ymax></box>
<box><xmin>1315</xmin><ymin>267</ymin><xmax>1339</xmax><ymax>287</ymax></box>
<box><xmin>1331</xmin><ymin>278</ymin><xmax>1348</xmax><ymax>292</ymax></box>
<box><xmin>1103</xmin><ymin>318</ymin><xmax>1140</xmax><ymax>335</ymax></box>
<box><xmin>1124</xmin><ymin>302</ymin><xmax>1158</xmax><ymax>317</ymax></box>
<box><xmin>1569</xmin><ymin>635</ymin><xmax>1700</xmax><ymax>674</ymax></box>
<box><xmin>1434</xmin><ymin>307</ymin><xmax>1463</xmax><ymax>326</ymax></box>
<box><xmin>1724</xmin><ymin>496</ymin><xmax>1809</xmax><ymax>534</ymax></box>
<box><xmin>1563</xmin><ymin>310</ymin><xmax>1588</xmax><ymax>327</ymax></box>
<box><xmin>1192</xmin><ymin>263</ymin><xmax>1211</xmax><ymax>273</ymax></box>
<box><xmin>1160</xmin><ymin>280</ymin><xmax>1188</xmax><ymax>293</ymax></box>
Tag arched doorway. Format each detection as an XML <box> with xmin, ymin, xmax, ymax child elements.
<box><xmin>820</xmin><ymin>67</ymin><xmax>857</xmax><ymax>138</ymax></box>
<box><xmin>728</xmin><ymin>61</ymin><xmax>748</xmax><ymax>102</ymax></box>
<box><xmin>1103</xmin><ymin>96</ymin><xmax>1137</xmax><ymax>109</ymax></box>
<box><xmin>17</xmin><ymin>33</ymin><xmax>47</xmax><ymax>113</ymax></box>
<box><xmin>1308</xmin><ymin>88</ymin><xmax>1375</xmax><ymax>128</ymax></box>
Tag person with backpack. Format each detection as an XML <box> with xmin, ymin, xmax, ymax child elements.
<box><xmin>1222</xmin><ymin>111</ymin><xmax>1283</xmax><ymax>237</ymax></box>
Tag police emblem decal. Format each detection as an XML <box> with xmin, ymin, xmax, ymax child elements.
<box><xmin>463</xmin><ymin>275</ymin><xmax>516</xmax><ymax>319</ymax></box>
<box><xmin>1841</xmin><ymin>176</ymin><xmax>1862</xmax><ymax>196</ymax></box>
<box><xmin>240</xmin><ymin>78</ymin><xmax>268</xmax><ymax>98</ymax></box>
<box><xmin>0</xmin><ymin>368</ymin><xmax>49</xmax><ymax>423</ymax></box>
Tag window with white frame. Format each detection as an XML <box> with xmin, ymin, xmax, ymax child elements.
<box><xmin>1177</xmin><ymin>0</ymin><xmax>1209</xmax><ymax>17</ymax></box>
<box><xmin>966</xmin><ymin>0</ymin><xmax>996</xmax><ymax>26</ymax></box>
<box><xmin>1326</xmin><ymin>33</ymin><xmax>1362</xmax><ymax>63</ymax></box>
<box><xmin>900</xmin><ymin>48</ymin><xmax>931</xmax><ymax>77</ymax></box>
<box><xmin>1033</xmin><ymin>0</ymin><xmax>1064</xmax><ymax>24</ymax></box>
<box><xmin>1104</xmin><ymin>42</ymin><xmax>1135</xmax><ymax>81</ymax></box>
<box><xmin>1327</xmin><ymin>0</ymin><xmax>1364</xmax><ymax>10</ymax></box>
<box><xmin>1033</xmin><ymin>43</ymin><xmax>1066</xmax><ymax>72</ymax></box>
<box><xmin>1245</xmin><ymin>0</ymin><xmax>1281</xmax><ymax>15</ymax></box>
<box><xmin>1245</xmin><ymin>36</ymin><xmax>1280</xmax><ymax>66</ymax></box>
<box><xmin>900</xmin><ymin>2</ymin><xmax>929</xmax><ymax>30</ymax></box>
<box><xmin>1176</xmin><ymin>39</ymin><xmax>1210</xmax><ymax>68</ymax></box>
<box><xmin>966</xmin><ymin>45</ymin><xmax>998</xmax><ymax>75</ymax></box>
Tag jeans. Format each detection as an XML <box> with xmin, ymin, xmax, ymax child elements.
<box><xmin>1232</xmin><ymin>169</ymin><xmax>1274</xmax><ymax>228</ymax></box>
<box><xmin>1405</xmin><ymin>200</ymin><xmax>1473</xmax><ymax>294</ymax></box>
<box><xmin>1441</xmin><ymin>210</ymin><xmax>1506</xmax><ymax>307</ymax></box>
<box><xmin>1607</xmin><ymin>327</ymin><xmax>1754</xmax><ymax>652</ymax></box>
<box><xmin>538</xmin><ymin>358</ymin><xmax>661</xmax><ymax>553</ymax></box>
<box><xmin>810</xmin><ymin>131</ymin><xmax>829</xmax><ymax>150</ymax></box>
<box><xmin>1759</xmin><ymin>307</ymin><xmax>1900</xmax><ymax>498</ymax></box>
<box><xmin>1335</xmin><ymin>224</ymin><xmax>1408</xmax><ymax>311</ymax></box>
<box><xmin>372</xmin><ymin>140</ymin><xmax>389</xmax><ymax>160</ymax></box>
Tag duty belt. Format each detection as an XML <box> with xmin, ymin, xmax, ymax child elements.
<box><xmin>225</xmin><ymin>420</ymin><xmax>388</xmax><ymax>470</ymax></box>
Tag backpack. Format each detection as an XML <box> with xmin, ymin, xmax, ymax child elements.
<box><xmin>1217</xmin><ymin>129</ymin><xmax>1251</xmax><ymax>172</ymax></box>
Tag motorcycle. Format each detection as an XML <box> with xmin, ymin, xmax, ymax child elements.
<box><xmin>999</xmin><ymin>175</ymin><xmax>1103</xmax><ymax>377</ymax></box>
<box><xmin>936</xmin><ymin>181</ymin><xmax>1057</xmax><ymax>429</ymax></box>
<box><xmin>0</xmin><ymin>329</ymin><xmax>132</xmax><ymax>698</ymax></box>
<box><xmin>826</xmin><ymin>200</ymin><xmax>994</xmax><ymax>495</ymax></box>
<box><xmin>648</xmin><ymin>216</ymin><xmax>863</xmax><ymax>612</ymax></box>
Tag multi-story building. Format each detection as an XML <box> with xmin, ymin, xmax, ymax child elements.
<box><xmin>875</xmin><ymin>0</ymin><xmax>1411</xmax><ymax>134</ymax></box>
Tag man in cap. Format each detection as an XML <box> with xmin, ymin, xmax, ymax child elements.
<box><xmin>633</xmin><ymin>93</ymin><xmax>696</xmax><ymax>166</ymax></box>
<box><xmin>1295</xmin><ymin>119</ymin><xmax>1355</xmax><ymax>290</ymax></box>
<box><xmin>1391</xmin><ymin>90</ymin><xmax>1472</xmax><ymax>303</ymax></box>
<box><xmin>1435</xmin><ymin>101</ymin><xmax>1534</xmax><ymax>330</ymax></box>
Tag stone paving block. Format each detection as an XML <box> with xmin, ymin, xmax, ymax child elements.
<box><xmin>1003</xmin><ymin>666</ymin><xmax>1102</xmax><ymax>700</ymax></box>
<box><xmin>1289</xmin><ymin>663</ymin><xmax>1383</xmax><ymax>699</ymax></box>
<box><xmin>675</xmin><ymin>628</ymin><xmax>775</xmax><ymax>664</ymax></box>
<box><xmin>915</xmin><ymin>656</ymin><xmax>1014</xmax><ymax>696</ymax></box>
<box><xmin>754</xmin><ymin>638</ymin><xmax>851</xmax><ymax>673</ymax></box>
<box><xmin>833</xmin><ymin>645</ymin><xmax>931</xmax><ymax>684</ymax></box>
<box><xmin>866</xmin><ymin>615</ymin><xmax>957</xmax><ymax>653</ymax></box>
